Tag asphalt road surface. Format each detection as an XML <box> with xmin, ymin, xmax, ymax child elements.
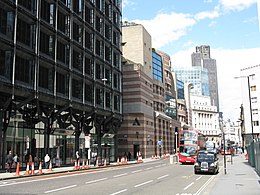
<box><xmin>0</xmin><ymin>159</ymin><xmax>221</xmax><ymax>195</ymax></box>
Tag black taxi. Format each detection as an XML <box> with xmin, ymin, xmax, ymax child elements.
<box><xmin>194</xmin><ymin>151</ymin><xmax>219</xmax><ymax>174</ymax></box>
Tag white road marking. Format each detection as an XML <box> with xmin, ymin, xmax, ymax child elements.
<box><xmin>0</xmin><ymin>169</ymin><xmax>109</xmax><ymax>187</ymax></box>
<box><xmin>85</xmin><ymin>177</ymin><xmax>108</xmax><ymax>184</ymax></box>
<box><xmin>134</xmin><ymin>180</ymin><xmax>153</xmax><ymax>188</ymax></box>
<box><xmin>131</xmin><ymin>169</ymin><xmax>142</xmax><ymax>173</ymax></box>
<box><xmin>194</xmin><ymin>175</ymin><xmax>215</xmax><ymax>195</ymax></box>
<box><xmin>44</xmin><ymin>184</ymin><xmax>77</xmax><ymax>194</ymax></box>
<box><xmin>109</xmin><ymin>189</ymin><xmax>128</xmax><ymax>195</ymax></box>
<box><xmin>196</xmin><ymin>176</ymin><xmax>203</xmax><ymax>181</ymax></box>
<box><xmin>184</xmin><ymin>182</ymin><xmax>194</xmax><ymax>190</ymax></box>
<box><xmin>113</xmin><ymin>173</ymin><xmax>128</xmax><ymax>178</ymax></box>
<box><xmin>157</xmin><ymin>174</ymin><xmax>169</xmax><ymax>180</ymax></box>
<box><xmin>144</xmin><ymin>167</ymin><xmax>153</xmax><ymax>170</ymax></box>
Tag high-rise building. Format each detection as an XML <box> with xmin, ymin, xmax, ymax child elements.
<box><xmin>191</xmin><ymin>45</ymin><xmax>220</xmax><ymax>111</ymax></box>
<box><xmin>173</xmin><ymin>66</ymin><xmax>209</xmax><ymax>96</ymax></box>
<box><xmin>0</xmin><ymin>0</ymin><xmax>122</xmax><ymax>169</ymax></box>
<box><xmin>120</xmin><ymin>24</ymin><xmax>180</xmax><ymax>158</ymax></box>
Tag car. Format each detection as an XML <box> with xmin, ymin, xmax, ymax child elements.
<box><xmin>194</xmin><ymin>151</ymin><xmax>219</xmax><ymax>174</ymax></box>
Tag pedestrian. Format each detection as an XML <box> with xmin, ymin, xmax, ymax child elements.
<box><xmin>44</xmin><ymin>154</ymin><xmax>50</xmax><ymax>169</ymax></box>
<box><xmin>76</xmin><ymin>151</ymin><xmax>80</xmax><ymax>161</ymax></box>
<box><xmin>34</xmin><ymin>156</ymin><xmax>39</xmax><ymax>167</ymax></box>
<box><xmin>13</xmin><ymin>154</ymin><xmax>19</xmax><ymax>167</ymax></box>
<box><xmin>128</xmin><ymin>152</ymin><xmax>131</xmax><ymax>161</ymax></box>
<box><xmin>6</xmin><ymin>151</ymin><xmax>13</xmax><ymax>173</ymax></box>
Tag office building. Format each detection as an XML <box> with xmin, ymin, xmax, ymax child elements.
<box><xmin>120</xmin><ymin>24</ymin><xmax>180</xmax><ymax>158</ymax></box>
<box><xmin>239</xmin><ymin>65</ymin><xmax>260</xmax><ymax>145</ymax></box>
<box><xmin>191</xmin><ymin>45</ymin><xmax>220</xmax><ymax>111</ymax></box>
<box><xmin>0</xmin><ymin>0</ymin><xmax>122</xmax><ymax>169</ymax></box>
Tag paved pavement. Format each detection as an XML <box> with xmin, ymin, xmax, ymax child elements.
<box><xmin>0</xmin><ymin>155</ymin><xmax>259</xmax><ymax>195</ymax></box>
<box><xmin>209</xmin><ymin>154</ymin><xmax>260</xmax><ymax>195</ymax></box>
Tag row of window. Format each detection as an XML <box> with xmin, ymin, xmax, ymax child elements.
<box><xmin>0</xmin><ymin>47</ymin><xmax>121</xmax><ymax>110</ymax></box>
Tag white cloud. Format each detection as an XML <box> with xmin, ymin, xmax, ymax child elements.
<box><xmin>220</xmin><ymin>0</ymin><xmax>257</xmax><ymax>11</ymax></box>
<box><xmin>122</xmin><ymin>0</ymin><xmax>133</xmax><ymax>8</ymax></box>
<box><xmin>171</xmin><ymin>47</ymin><xmax>260</xmax><ymax>121</ymax></box>
<box><xmin>133</xmin><ymin>13</ymin><xmax>196</xmax><ymax>48</ymax></box>
<box><xmin>195</xmin><ymin>7</ymin><xmax>221</xmax><ymax>20</ymax></box>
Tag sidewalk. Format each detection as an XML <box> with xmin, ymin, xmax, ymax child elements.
<box><xmin>0</xmin><ymin>158</ymin><xmax>153</xmax><ymax>181</ymax></box>
<box><xmin>209</xmin><ymin>155</ymin><xmax>260</xmax><ymax>195</ymax></box>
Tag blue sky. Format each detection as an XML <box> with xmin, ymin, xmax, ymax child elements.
<box><xmin>122</xmin><ymin>0</ymin><xmax>260</xmax><ymax>121</ymax></box>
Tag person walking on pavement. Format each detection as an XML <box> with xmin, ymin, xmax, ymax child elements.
<box><xmin>6</xmin><ymin>151</ymin><xmax>13</xmax><ymax>173</ymax></box>
<box><xmin>44</xmin><ymin>154</ymin><xmax>50</xmax><ymax>169</ymax></box>
<box><xmin>76</xmin><ymin>151</ymin><xmax>80</xmax><ymax>161</ymax></box>
<box><xmin>13</xmin><ymin>154</ymin><xmax>19</xmax><ymax>167</ymax></box>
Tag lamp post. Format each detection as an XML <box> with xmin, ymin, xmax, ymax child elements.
<box><xmin>234</xmin><ymin>74</ymin><xmax>255</xmax><ymax>141</ymax></box>
<box><xmin>175</xmin><ymin>132</ymin><xmax>178</xmax><ymax>154</ymax></box>
<box><xmin>223</xmin><ymin>130</ymin><xmax>227</xmax><ymax>174</ymax></box>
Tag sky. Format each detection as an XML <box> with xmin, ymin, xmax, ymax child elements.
<box><xmin>122</xmin><ymin>0</ymin><xmax>260</xmax><ymax>122</ymax></box>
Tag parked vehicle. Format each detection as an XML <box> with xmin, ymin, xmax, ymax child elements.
<box><xmin>194</xmin><ymin>151</ymin><xmax>219</xmax><ymax>174</ymax></box>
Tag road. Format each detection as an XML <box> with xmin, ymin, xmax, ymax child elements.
<box><xmin>0</xmin><ymin>158</ymin><xmax>221</xmax><ymax>195</ymax></box>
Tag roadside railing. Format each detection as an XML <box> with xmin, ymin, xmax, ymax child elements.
<box><xmin>247</xmin><ymin>140</ymin><xmax>260</xmax><ymax>176</ymax></box>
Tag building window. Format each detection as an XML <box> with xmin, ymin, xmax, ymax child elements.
<box><xmin>85</xmin><ymin>6</ymin><xmax>93</xmax><ymax>25</ymax></box>
<box><xmin>105</xmin><ymin>68</ymin><xmax>111</xmax><ymax>85</ymax></box>
<box><xmin>105</xmin><ymin>92</ymin><xmax>111</xmax><ymax>109</ymax></box>
<box><xmin>114</xmin><ymin>94</ymin><xmax>120</xmax><ymax>111</ymax></box>
<box><xmin>57</xmin><ymin>11</ymin><xmax>70</xmax><ymax>36</ymax></box>
<box><xmin>105</xmin><ymin>45</ymin><xmax>111</xmax><ymax>62</ymax></box>
<box><xmin>73</xmin><ymin>22</ymin><xmax>82</xmax><ymax>44</ymax></box>
<box><xmin>18</xmin><ymin>0</ymin><xmax>35</xmax><ymax>12</ymax></box>
<box><xmin>96</xmin><ymin>88</ymin><xmax>103</xmax><ymax>106</ymax></box>
<box><xmin>56</xmin><ymin>72</ymin><xmax>67</xmax><ymax>95</ymax></box>
<box><xmin>39</xmin><ymin>64</ymin><xmax>53</xmax><ymax>91</ymax></box>
<box><xmin>113</xmin><ymin>31</ymin><xmax>119</xmax><ymax>46</ymax></box>
<box><xmin>72</xmin><ymin>0</ymin><xmax>83</xmax><ymax>16</ymax></box>
<box><xmin>95</xmin><ymin>63</ymin><xmax>103</xmax><ymax>80</ymax></box>
<box><xmin>41</xmin><ymin>0</ymin><xmax>55</xmax><ymax>26</ymax></box>
<box><xmin>85</xmin><ymin>83</ymin><xmax>93</xmax><ymax>103</ymax></box>
<box><xmin>105</xmin><ymin>23</ymin><xmax>111</xmax><ymax>40</ymax></box>
<box><xmin>0</xmin><ymin>8</ymin><xmax>14</xmax><ymax>39</ymax></box>
<box><xmin>253</xmin><ymin>121</ymin><xmax>259</xmax><ymax>126</ymax></box>
<box><xmin>152</xmin><ymin>52</ymin><xmax>163</xmax><ymax>82</ymax></box>
<box><xmin>95</xmin><ymin>15</ymin><xmax>102</xmax><ymax>33</ymax></box>
<box><xmin>15</xmin><ymin>55</ymin><xmax>33</xmax><ymax>84</ymax></box>
<box><xmin>251</xmin><ymin>85</ymin><xmax>256</xmax><ymax>92</ymax></box>
<box><xmin>85</xmin><ymin>56</ymin><xmax>93</xmax><ymax>77</ymax></box>
<box><xmin>85</xmin><ymin>31</ymin><xmax>93</xmax><ymax>51</ymax></box>
<box><xmin>72</xmin><ymin>79</ymin><xmax>83</xmax><ymax>99</ymax></box>
<box><xmin>95</xmin><ymin>39</ymin><xmax>102</xmax><ymax>56</ymax></box>
<box><xmin>17</xmin><ymin>18</ymin><xmax>33</xmax><ymax>47</ymax></box>
<box><xmin>57</xmin><ymin>40</ymin><xmax>66</xmax><ymax>64</ymax></box>
<box><xmin>113</xmin><ymin>52</ymin><xmax>119</xmax><ymax>68</ymax></box>
<box><xmin>113</xmin><ymin>73</ymin><xmax>119</xmax><ymax>89</ymax></box>
<box><xmin>40</xmin><ymin>31</ymin><xmax>55</xmax><ymax>58</ymax></box>
<box><xmin>0</xmin><ymin>48</ymin><xmax>12</xmax><ymax>80</ymax></box>
<box><xmin>72</xmin><ymin>49</ymin><xmax>82</xmax><ymax>72</ymax></box>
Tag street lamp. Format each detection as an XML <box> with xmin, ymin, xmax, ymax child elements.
<box><xmin>234</xmin><ymin>74</ymin><xmax>255</xmax><ymax>141</ymax></box>
<box><xmin>175</xmin><ymin>132</ymin><xmax>178</xmax><ymax>154</ymax></box>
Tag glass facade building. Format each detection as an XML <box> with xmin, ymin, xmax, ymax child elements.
<box><xmin>152</xmin><ymin>51</ymin><xmax>163</xmax><ymax>82</ymax></box>
<box><xmin>0</xmin><ymin>0</ymin><xmax>122</xmax><ymax>170</ymax></box>
<box><xmin>177</xmin><ymin>79</ymin><xmax>185</xmax><ymax>100</ymax></box>
<box><xmin>173</xmin><ymin>67</ymin><xmax>209</xmax><ymax>96</ymax></box>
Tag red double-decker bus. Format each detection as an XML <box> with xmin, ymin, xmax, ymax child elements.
<box><xmin>178</xmin><ymin>129</ymin><xmax>206</xmax><ymax>164</ymax></box>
